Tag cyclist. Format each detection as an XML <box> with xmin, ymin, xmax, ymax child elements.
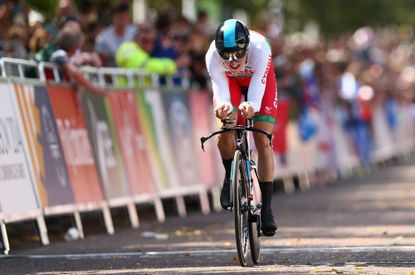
<box><xmin>205</xmin><ymin>19</ymin><xmax>278</xmax><ymax>236</ymax></box>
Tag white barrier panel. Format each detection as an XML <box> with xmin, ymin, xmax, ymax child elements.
<box><xmin>0</xmin><ymin>82</ymin><xmax>39</xmax><ymax>215</ymax></box>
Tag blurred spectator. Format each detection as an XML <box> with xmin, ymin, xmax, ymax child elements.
<box><xmin>0</xmin><ymin>0</ymin><xmax>28</xmax><ymax>39</ymax></box>
<box><xmin>272</xmin><ymin>54</ymin><xmax>304</xmax><ymax>165</ymax></box>
<box><xmin>187</xmin><ymin>11</ymin><xmax>213</xmax><ymax>89</ymax></box>
<box><xmin>116</xmin><ymin>21</ymin><xmax>176</xmax><ymax>75</ymax></box>
<box><xmin>165</xmin><ymin>17</ymin><xmax>192</xmax><ymax>75</ymax></box>
<box><xmin>188</xmin><ymin>43</ymin><xmax>209</xmax><ymax>88</ymax></box>
<box><xmin>77</xmin><ymin>0</ymin><xmax>98</xmax><ymax>29</ymax></box>
<box><xmin>28</xmin><ymin>10</ymin><xmax>51</xmax><ymax>55</ymax></box>
<box><xmin>55</xmin><ymin>0</ymin><xmax>77</xmax><ymax>27</ymax></box>
<box><xmin>76</xmin><ymin>0</ymin><xmax>110</xmax><ymax>53</ymax></box>
<box><xmin>33</xmin><ymin>24</ymin><xmax>106</xmax><ymax>96</ymax></box>
<box><xmin>194</xmin><ymin>10</ymin><xmax>216</xmax><ymax>37</ymax></box>
<box><xmin>58</xmin><ymin>15</ymin><xmax>102</xmax><ymax>67</ymax></box>
<box><xmin>94</xmin><ymin>3</ymin><xmax>137</xmax><ymax>67</ymax></box>
<box><xmin>0</xmin><ymin>0</ymin><xmax>29</xmax><ymax>58</ymax></box>
<box><xmin>154</xmin><ymin>7</ymin><xmax>176</xmax><ymax>41</ymax></box>
<box><xmin>0</xmin><ymin>2</ymin><xmax>14</xmax><ymax>39</ymax></box>
<box><xmin>3</xmin><ymin>24</ymin><xmax>27</xmax><ymax>58</ymax></box>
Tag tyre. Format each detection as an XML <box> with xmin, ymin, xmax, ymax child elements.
<box><xmin>232</xmin><ymin>150</ymin><xmax>249</xmax><ymax>267</ymax></box>
<box><xmin>249</xmin><ymin>214</ymin><xmax>261</xmax><ymax>264</ymax></box>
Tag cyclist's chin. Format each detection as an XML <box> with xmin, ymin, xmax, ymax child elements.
<box><xmin>228</xmin><ymin>65</ymin><xmax>244</xmax><ymax>74</ymax></box>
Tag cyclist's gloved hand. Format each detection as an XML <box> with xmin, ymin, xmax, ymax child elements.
<box><xmin>239</xmin><ymin>102</ymin><xmax>255</xmax><ymax>119</ymax></box>
<box><xmin>214</xmin><ymin>102</ymin><xmax>233</xmax><ymax>119</ymax></box>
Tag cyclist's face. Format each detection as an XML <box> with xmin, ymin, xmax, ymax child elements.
<box><xmin>223</xmin><ymin>55</ymin><xmax>247</xmax><ymax>74</ymax></box>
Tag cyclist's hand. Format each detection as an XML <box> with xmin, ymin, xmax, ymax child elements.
<box><xmin>239</xmin><ymin>102</ymin><xmax>255</xmax><ymax>119</ymax></box>
<box><xmin>214</xmin><ymin>102</ymin><xmax>233</xmax><ymax>119</ymax></box>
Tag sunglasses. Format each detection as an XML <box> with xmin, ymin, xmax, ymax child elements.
<box><xmin>219</xmin><ymin>49</ymin><xmax>247</xmax><ymax>62</ymax></box>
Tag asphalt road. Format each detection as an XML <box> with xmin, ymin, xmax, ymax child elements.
<box><xmin>1</xmin><ymin>159</ymin><xmax>415</xmax><ymax>274</ymax></box>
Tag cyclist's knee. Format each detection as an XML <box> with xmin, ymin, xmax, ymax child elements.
<box><xmin>217</xmin><ymin>132</ymin><xmax>235</xmax><ymax>147</ymax></box>
<box><xmin>253</xmin><ymin>133</ymin><xmax>272</xmax><ymax>151</ymax></box>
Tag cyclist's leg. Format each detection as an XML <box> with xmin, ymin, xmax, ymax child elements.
<box><xmin>253</xmin><ymin>121</ymin><xmax>275</xmax><ymax>181</ymax></box>
<box><xmin>216</xmin><ymin>77</ymin><xmax>242</xmax><ymax>209</ymax></box>
<box><xmin>253</xmin><ymin>63</ymin><xmax>278</xmax><ymax>235</ymax></box>
<box><xmin>253</xmin><ymin>121</ymin><xmax>277</xmax><ymax>236</ymax></box>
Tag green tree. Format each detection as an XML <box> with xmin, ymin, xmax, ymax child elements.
<box><xmin>284</xmin><ymin>0</ymin><xmax>415</xmax><ymax>37</ymax></box>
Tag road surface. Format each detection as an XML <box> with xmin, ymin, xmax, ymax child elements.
<box><xmin>1</xmin><ymin>159</ymin><xmax>415</xmax><ymax>274</ymax></box>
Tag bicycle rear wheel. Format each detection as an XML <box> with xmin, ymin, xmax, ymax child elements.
<box><xmin>232</xmin><ymin>150</ymin><xmax>249</xmax><ymax>267</ymax></box>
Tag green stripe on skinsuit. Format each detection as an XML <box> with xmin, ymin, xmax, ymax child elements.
<box><xmin>253</xmin><ymin>115</ymin><xmax>275</xmax><ymax>124</ymax></box>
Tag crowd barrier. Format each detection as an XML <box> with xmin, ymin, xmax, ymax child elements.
<box><xmin>273</xmin><ymin>102</ymin><xmax>415</xmax><ymax>193</ymax></box>
<box><xmin>0</xmin><ymin>57</ymin><xmax>414</xmax><ymax>254</ymax></box>
<box><xmin>0</xmin><ymin>58</ymin><xmax>221</xmax><ymax>254</ymax></box>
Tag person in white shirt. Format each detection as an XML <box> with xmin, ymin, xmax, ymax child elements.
<box><xmin>94</xmin><ymin>3</ymin><xmax>137</xmax><ymax>67</ymax></box>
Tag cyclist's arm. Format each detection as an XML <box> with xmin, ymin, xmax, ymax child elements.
<box><xmin>247</xmin><ymin>37</ymin><xmax>272</xmax><ymax>112</ymax></box>
<box><xmin>205</xmin><ymin>43</ymin><xmax>233</xmax><ymax>111</ymax></box>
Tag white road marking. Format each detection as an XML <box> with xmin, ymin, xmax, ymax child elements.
<box><xmin>1</xmin><ymin>246</ymin><xmax>415</xmax><ymax>260</ymax></box>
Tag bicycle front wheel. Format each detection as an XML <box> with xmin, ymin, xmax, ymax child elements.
<box><xmin>232</xmin><ymin>150</ymin><xmax>249</xmax><ymax>267</ymax></box>
<box><xmin>249</xmin><ymin>214</ymin><xmax>261</xmax><ymax>264</ymax></box>
<box><xmin>249</xmin><ymin>167</ymin><xmax>261</xmax><ymax>264</ymax></box>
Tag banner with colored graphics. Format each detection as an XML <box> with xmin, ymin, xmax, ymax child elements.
<box><xmin>11</xmin><ymin>82</ymin><xmax>74</xmax><ymax>207</ymax></box>
<box><xmin>136</xmin><ymin>90</ymin><xmax>180</xmax><ymax>190</ymax></box>
<box><xmin>107</xmin><ymin>91</ymin><xmax>157</xmax><ymax>195</ymax></box>
<box><xmin>134</xmin><ymin>91</ymin><xmax>168</xmax><ymax>189</ymax></box>
<box><xmin>82</xmin><ymin>92</ymin><xmax>129</xmax><ymax>199</ymax></box>
<box><xmin>47</xmin><ymin>85</ymin><xmax>103</xmax><ymax>203</ymax></box>
<box><xmin>162</xmin><ymin>90</ymin><xmax>200</xmax><ymax>186</ymax></box>
<box><xmin>0</xmin><ymin>81</ymin><xmax>38</xmax><ymax>215</ymax></box>
<box><xmin>188</xmin><ymin>91</ymin><xmax>220</xmax><ymax>187</ymax></box>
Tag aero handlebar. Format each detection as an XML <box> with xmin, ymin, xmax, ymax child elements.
<box><xmin>200</xmin><ymin>123</ymin><xmax>273</xmax><ymax>152</ymax></box>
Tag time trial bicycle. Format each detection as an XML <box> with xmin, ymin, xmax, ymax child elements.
<box><xmin>201</xmin><ymin>118</ymin><xmax>273</xmax><ymax>266</ymax></box>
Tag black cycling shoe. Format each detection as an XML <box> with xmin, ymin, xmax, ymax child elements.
<box><xmin>259</xmin><ymin>181</ymin><xmax>277</xmax><ymax>236</ymax></box>
<box><xmin>220</xmin><ymin>179</ymin><xmax>231</xmax><ymax>210</ymax></box>
<box><xmin>261</xmin><ymin>210</ymin><xmax>277</xmax><ymax>236</ymax></box>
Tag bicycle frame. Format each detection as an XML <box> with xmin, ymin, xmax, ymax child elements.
<box><xmin>231</xmin><ymin>119</ymin><xmax>257</xmax><ymax>213</ymax></box>
<box><xmin>200</xmin><ymin>118</ymin><xmax>272</xmax><ymax>214</ymax></box>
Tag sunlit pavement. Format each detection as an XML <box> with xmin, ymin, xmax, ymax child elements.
<box><xmin>1</xmin><ymin>159</ymin><xmax>415</xmax><ymax>274</ymax></box>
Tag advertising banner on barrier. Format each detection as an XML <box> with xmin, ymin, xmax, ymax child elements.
<box><xmin>162</xmin><ymin>91</ymin><xmax>199</xmax><ymax>186</ymax></box>
<box><xmin>0</xmin><ymin>82</ymin><xmax>38</xmax><ymax>215</ymax></box>
<box><xmin>137</xmin><ymin>90</ymin><xmax>179</xmax><ymax>189</ymax></box>
<box><xmin>134</xmin><ymin>91</ymin><xmax>167</xmax><ymax>189</ymax></box>
<box><xmin>188</xmin><ymin>91</ymin><xmax>220</xmax><ymax>187</ymax></box>
<box><xmin>82</xmin><ymin>92</ymin><xmax>129</xmax><ymax>199</ymax></box>
<box><xmin>108</xmin><ymin>91</ymin><xmax>156</xmax><ymax>195</ymax></box>
<box><xmin>12</xmin><ymin>82</ymin><xmax>74</xmax><ymax>207</ymax></box>
<box><xmin>47</xmin><ymin>85</ymin><xmax>103</xmax><ymax>203</ymax></box>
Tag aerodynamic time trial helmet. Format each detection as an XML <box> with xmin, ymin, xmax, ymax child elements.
<box><xmin>215</xmin><ymin>19</ymin><xmax>250</xmax><ymax>61</ymax></box>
